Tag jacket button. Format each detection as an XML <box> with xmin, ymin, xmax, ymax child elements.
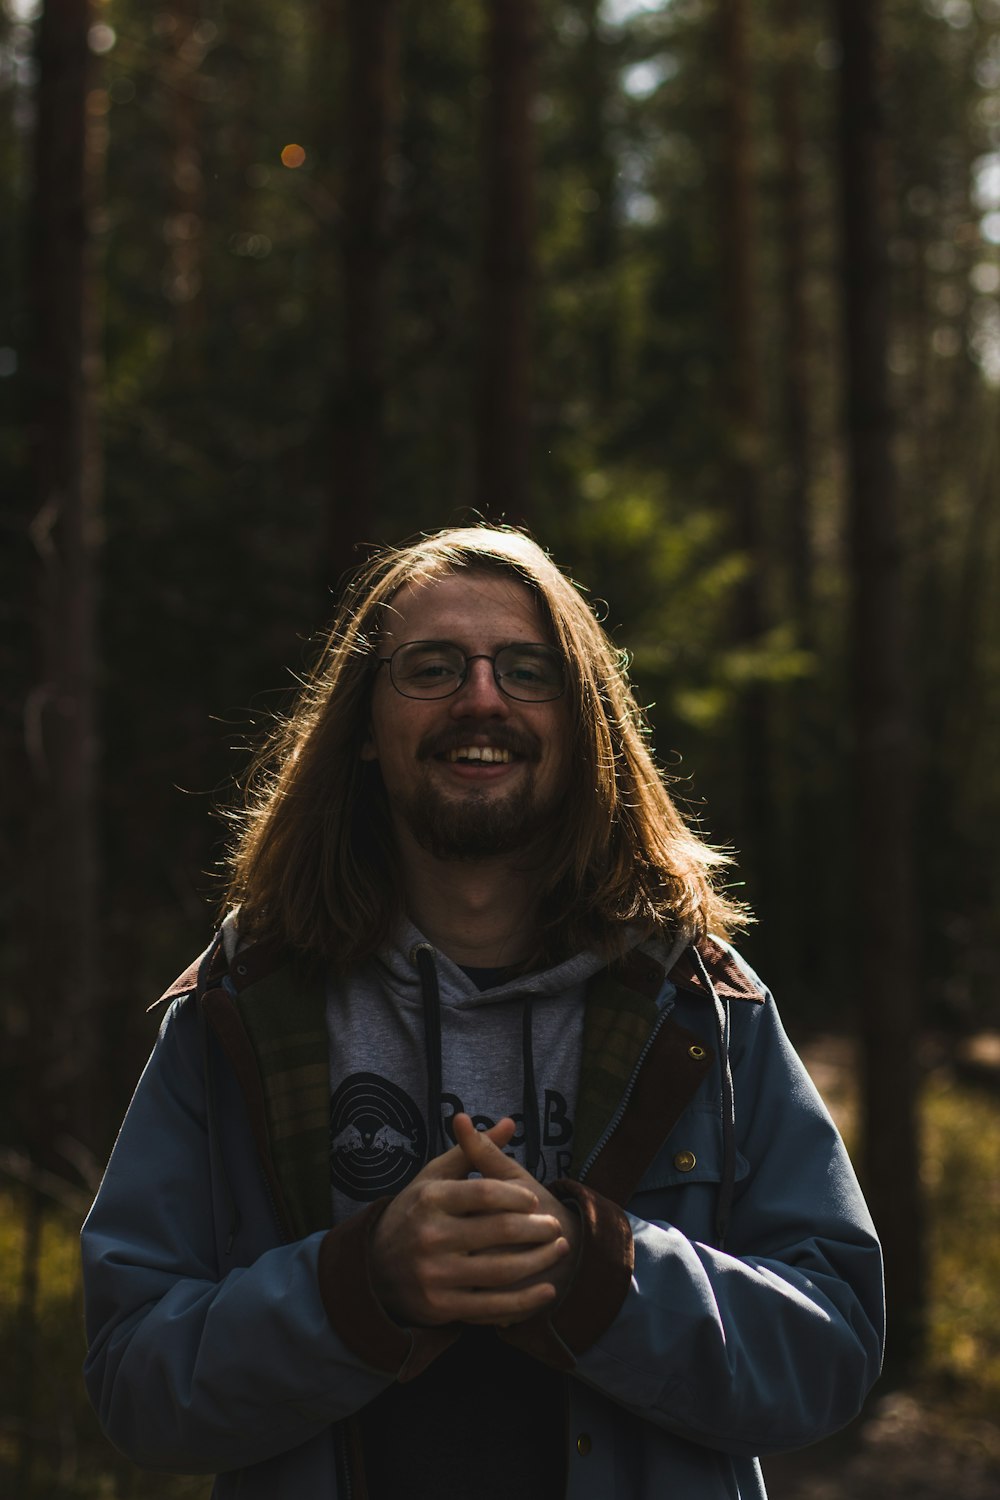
<box><xmin>576</xmin><ymin>1433</ymin><xmax>592</xmax><ymax>1456</ymax></box>
<box><xmin>688</xmin><ymin>1043</ymin><xmax>706</xmax><ymax>1060</ymax></box>
<box><xmin>674</xmin><ymin>1150</ymin><xmax>697</xmax><ymax>1172</ymax></box>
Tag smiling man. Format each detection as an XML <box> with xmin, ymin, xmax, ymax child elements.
<box><xmin>82</xmin><ymin>527</ymin><xmax>884</xmax><ymax>1500</ymax></box>
<box><xmin>361</xmin><ymin>571</ymin><xmax>568</xmax><ymax>866</ymax></box>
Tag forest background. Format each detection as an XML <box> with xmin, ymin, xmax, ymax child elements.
<box><xmin>2</xmin><ymin>0</ymin><xmax>999</xmax><ymax>1495</ymax></box>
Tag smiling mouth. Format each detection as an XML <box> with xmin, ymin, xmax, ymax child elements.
<box><xmin>442</xmin><ymin>746</ymin><xmax>513</xmax><ymax>765</ymax></box>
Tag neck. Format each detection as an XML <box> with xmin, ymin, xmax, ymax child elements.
<box><xmin>395</xmin><ymin>830</ymin><xmax>543</xmax><ymax>967</ymax></box>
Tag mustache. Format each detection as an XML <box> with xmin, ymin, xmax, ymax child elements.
<box><xmin>417</xmin><ymin>725</ymin><xmax>542</xmax><ymax>762</ymax></box>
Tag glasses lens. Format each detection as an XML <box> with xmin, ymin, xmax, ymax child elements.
<box><xmin>495</xmin><ymin>645</ymin><xmax>565</xmax><ymax>701</ymax></box>
<box><xmin>391</xmin><ymin>642</ymin><xmax>465</xmax><ymax>698</ymax></box>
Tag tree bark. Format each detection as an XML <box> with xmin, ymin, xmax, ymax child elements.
<box><xmin>163</xmin><ymin>0</ymin><xmax>205</xmax><ymax>339</ymax></box>
<box><xmin>20</xmin><ymin>0</ymin><xmax>104</xmax><ymax>1462</ymax></box>
<box><xmin>23</xmin><ymin>0</ymin><xmax>103</xmax><ymax>1152</ymax></box>
<box><xmin>328</xmin><ymin>0</ymin><xmax>399</xmax><ymax>586</ymax></box>
<box><xmin>576</xmin><ymin>0</ymin><xmax>619</xmax><ymax>409</ymax></box>
<box><xmin>773</xmin><ymin>0</ymin><xmax>822</xmax><ymax>993</ymax></box>
<box><xmin>832</xmin><ymin>0</ymin><xmax>924</xmax><ymax>1370</ymax></box>
<box><xmin>475</xmin><ymin>0</ymin><xmax>538</xmax><ymax>528</ymax></box>
<box><xmin>719</xmin><ymin>0</ymin><xmax>774</xmax><ymax>923</ymax></box>
<box><xmin>775</xmin><ymin>0</ymin><xmax>812</xmax><ymax>640</ymax></box>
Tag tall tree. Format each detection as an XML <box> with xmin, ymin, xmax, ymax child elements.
<box><xmin>774</xmin><ymin>0</ymin><xmax>813</xmax><ymax>640</ymax></box>
<box><xmin>162</xmin><ymin>0</ymin><xmax>206</xmax><ymax>340</ymax></box>
<box><xmin>475</xmin><ymin>0</ymin><xmax>538</xmax><ymax>526</ymax></box>
<box><xmin>772</xmin><ymin>0</ymin><xmax>823</xmax><ymax>992</ymax></box>
<box><xmin>832</xmin><ymin>0</ymin><xmax>924</xmax><ymax>1369</ymax></box>
<box><xmin>17</xmin><ymin>0</ymin><xmax>104</xmax><ymax>1479</ymax></box>
<box><xmin>574</xmin><ymin>0</ymin><xmax>620</xmax><ymax>410</ymax></box>
<box><xmin>329</xmin><ymin>0</ymin><xmax>399</xmax><ymax>585</ymax></box>
<box><xmin>23</xmin><ymin>0</ymin><xmax>103</xmax><ymax>1155</ymax></box>
<box><xmin>719</xmin><ymin>0</ymin><xmax>774</xmax><ymax>922</ymax></box>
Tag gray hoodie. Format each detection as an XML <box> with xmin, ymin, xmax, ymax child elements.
<box><xmin>325</xmin><ymin>919</ymin><xmax>614</xmax><ymax>1222</ymax></box>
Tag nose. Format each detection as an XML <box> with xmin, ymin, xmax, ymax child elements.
<box><xmin>448</xmin><ymin>656</ymin><xmax>509</xmax><ymax>717</ymax></box>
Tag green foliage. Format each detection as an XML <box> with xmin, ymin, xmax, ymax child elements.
<box><xmin>923</xmin><ymin>1075</ymin><xmax>1000</xmax><ymax>1417</ymax></box>
<box><xmin>0</xmin><ymin>1190</ymin><xmax>206</xmax><ymax>1498</ymax></box>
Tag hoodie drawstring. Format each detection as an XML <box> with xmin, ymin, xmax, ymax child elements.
<box><xmin>412</xmin><ymin>943</ymin><xmax>541</xmax><ymax>1178</ymax></box>
<box><xmin>413</xmin><ymin>944</ymin><xmax>446</xmax><ymax>1158</ymax></box>
<box><xmin>521</xmin><ymin>998</ymin><xmax>540</xmax><ymax>1178</ymax></box>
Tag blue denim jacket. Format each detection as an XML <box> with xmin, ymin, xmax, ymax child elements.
<box><xmin>82</xmin><ymin>935</ymin><xmax>883</xmax><ymax>1499</ymax></box>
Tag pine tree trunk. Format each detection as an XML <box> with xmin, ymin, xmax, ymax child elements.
<box><xmin>475</xmin><ymin>0</ymin><xmax>538</xmax><ymax>527</ymax></box>
<box><xmin>576</xmin><ymin>0</ymin><xmax>618</xmax><ymax>408</ymax></box>
<box><xmin>832</xmin><ymin>0</ymin><xmax>924</xmax><ymax>1369</ymax></box>
<box><xmin>720</xmin><ymin>0</ymin><xmax>774</xmax><ymax>925</ymax></box>
<box><xmin>775</xmin><ymin>0</ymin><xmax>812</xmax><ymax>639</ymax></box>
<box><xmin>24</xmin><ymin>0</ymin><xmax>103</xmax><ymax>1153</ymax></box>
<box><xmin>20</xmin><ymin>0</ymin><xmax>104</xmax><ymax>1462</ymax></box>
<box><xmin>329</xmin><ymin>0</ymin><xmax>399</xmax><ymax>584</ymax></box>
<box><xmin>773</xmin><ymin>0</ymin><xmax>822</xmax><ymax>995</ymax></box>
<box><xmin>163</xmin><ymin>0</ymin><xmax>205</xmax><ymax>340</ymax></box>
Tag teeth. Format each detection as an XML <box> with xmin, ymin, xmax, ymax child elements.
<box><xmin>445</xmin><ymin>746</ymin><xmax>511</xmax><ymax>764</ymax></box>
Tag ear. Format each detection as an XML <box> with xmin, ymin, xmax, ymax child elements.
<box><xmin>360</xmin><ymin>729</ymin><xmax>378</xmax><ymax>763</ymax></box>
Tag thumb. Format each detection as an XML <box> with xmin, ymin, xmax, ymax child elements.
<box><xmin>453</xmin><ymin>1113</ymin><xmax>527</xmax><ymax>1181</ymax></box>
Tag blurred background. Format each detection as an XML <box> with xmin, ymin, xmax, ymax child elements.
<box><xmin>2</xmin><ymin>0</ymin><xmax>999</xmax><ymax>1494</ymax></box>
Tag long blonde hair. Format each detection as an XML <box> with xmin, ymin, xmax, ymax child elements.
<box><xmin>223</xmin><ymin>527</ymin><xmax>747</xmax><ymax>966</ymax></box>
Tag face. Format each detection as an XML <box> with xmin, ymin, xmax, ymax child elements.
<box><xmin>362</xmin><ymin>571</ymin><xmax>570</xmax><ymax>861</ymax></box>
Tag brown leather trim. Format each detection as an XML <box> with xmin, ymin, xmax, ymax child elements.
<box><xmin>550</xmin><ymin>1181</ymin><xmax>633</xmax><ymax>1353</ymax></box>
<box><xmin>318</xmin><ymin>1199</ymin><xmax>460</xmax><ymax>1380</ymax></box>
<box><xmin>670</xmin><ymin>935</ymin><xmax>764</xmax><ymax>1003</ymax></box>
<box><xmin>581</xmin><ymin>1015</ymin><xmax>715</xmax><ymax>1205</ymax></box>
<box><xmin>201</xmin><ymin>987</ymin><xmax>295</xmax><ymax>1240</ymax></box>
<box><xmin>497</xmin><ymin>1181</ymin><xmax>634</xmax><ymax>1366</ymax></box>
<box><xmin>155</xmin><ymin>954</ymin><xmax>204</xmax><ymax>1008</ymax></box>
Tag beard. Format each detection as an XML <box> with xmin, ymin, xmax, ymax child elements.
<box><xmin>373</xmin><ymin>719</ymin><xmax>566</xmax><ymax>862</ymax></box>
<box><xmin>395</xmin><ymin>776</ymin><xmax>556</xmax><ymax>860</ymax></box>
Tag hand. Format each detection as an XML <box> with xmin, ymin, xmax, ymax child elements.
<box><xmin>452</xmin><ymin>1113</ymin><xmax>580</xmax><ymax>1315</ymax></box>
<box><xmin>370</xmin><ymin>1116</ymin><xmax>572</xmax><ymax>1328</ymax></box>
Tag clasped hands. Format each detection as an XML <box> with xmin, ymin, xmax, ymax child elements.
<box><xmin>370</xmin><ymin>1113</ymin><xmax>579</xmax><ymax>1328</ymax></box>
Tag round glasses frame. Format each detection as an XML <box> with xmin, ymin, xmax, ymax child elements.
<box><xmin>376</xmin><ymin>640</ymin><xmax>566</xmax><ymax>702</ymax></box>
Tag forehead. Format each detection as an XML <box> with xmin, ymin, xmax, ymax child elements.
<box><xmin>381</xmin><ymin>571</ymin><xmax>549</xmax><ymax>647</ymax></box>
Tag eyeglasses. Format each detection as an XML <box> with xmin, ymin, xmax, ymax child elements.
<box><xmin>376</xmin><ymin>641</ymin><xmax>566</xmax><ymax>702</ymax></box>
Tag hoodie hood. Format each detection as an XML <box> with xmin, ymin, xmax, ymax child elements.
<box><xmin>371</xmin><ymin>917</ymin><xmax>614</xmax><ymax>1010</ymax></box>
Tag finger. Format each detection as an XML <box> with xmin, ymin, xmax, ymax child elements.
<box><xmin>418</xmin><ymin>1139</ymin><xmax>484</xmax><ymax>1182</ymax></box>
<box><xmin>431</xmin><ymin>1178</ymin><xmax>541</xmax><ymax>1217</ymax></box>
<box><xmin>446</xmin><ymin>1236</ymin><xmax>570</xmax><ymax>1289</ymax></box>
<box><xmin>453</xmin><ymin>1113</ymin><xmax>531</xmax><ymax>1183</ymax></box>
<box><xmin>419</xmin><ymin>1116</ymin><xmax>517</xmax><ymax>1182</ymax></box>
<box><xmin>442</xmin><ymin>1282</ymin><xmax>559</xmax><ymax>1325</ymax></box>
<box><xmin>452</xmin><ymin>1209</ymin><xmax>564</xmax><ymax>1252</ymax></box>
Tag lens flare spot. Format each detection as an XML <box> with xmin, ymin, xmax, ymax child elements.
<box><xmin>280</xmin><ymin>143</ymin><xmax>306</xmax><ymax>169</ymax></box>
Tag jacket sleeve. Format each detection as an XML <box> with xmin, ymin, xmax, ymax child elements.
<box><xmin>502</xmin><ymin>984</ymin><xmax>885</xmax><ymax>1457</ymax></box>
<box><xmin>81</xmin><ymin>994</ymin><xmax>426</xmax><ymax>1474</ymax></box>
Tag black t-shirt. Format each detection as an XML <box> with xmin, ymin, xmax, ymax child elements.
<box><xmin>359</xmin><ymin>962</ymin><xmax>566</xmax><ymax>1496</ymax></box>
<box><xmin>357</xmin><ymin>1325</ymin><xmax>567</xmax><ymax>1498</ymax></box>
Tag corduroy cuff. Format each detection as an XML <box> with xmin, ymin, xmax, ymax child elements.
<box><xmin>497</xmin><ymin>1179</ymin><xmax>634</xmax><ymax>1368</ymax></box>
<box><xmin>317</xmin><ymin>1198</ymin><xmax>460</xmax><ymax>1381</ymax></box>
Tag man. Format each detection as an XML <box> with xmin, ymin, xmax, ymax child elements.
<box><xmin>82</xmin><ymin>527</ymin><xmax>884</xmax><ymax>1499</ymax></box>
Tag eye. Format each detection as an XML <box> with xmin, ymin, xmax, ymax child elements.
<box><xmin>506</xmin><ymin>659</ymin><xmax>544</xmax><ymax>684</ymax></box>
<box><xmin>499</xmin><ymin>647</ymin><xmax>562</xmax><ymax>689</ymax></box>
<box><xmin>396</xmin><ymin>644</ymin><xmax>462</xmax><ymax>682</ymax></box>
